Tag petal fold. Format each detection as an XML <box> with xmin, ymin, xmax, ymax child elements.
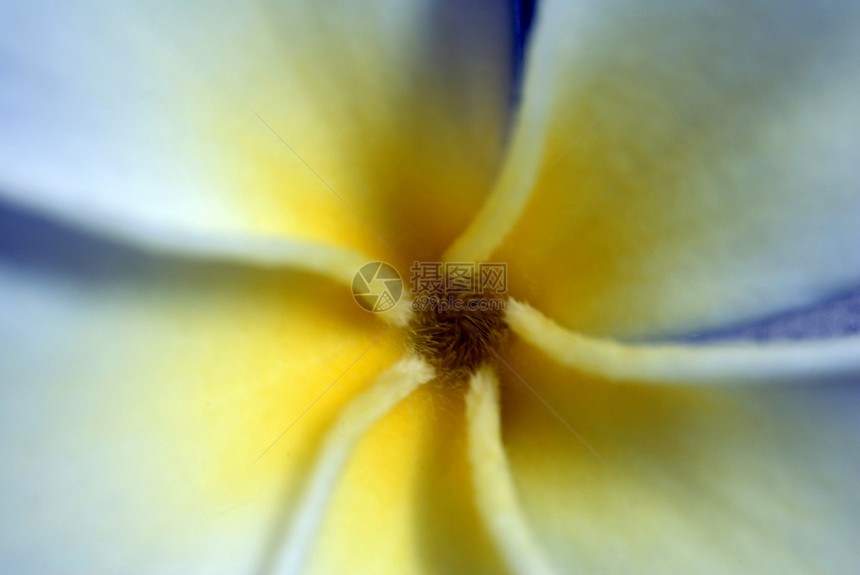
<box><xmin>466</xmin><ymin>366</ymin><xmax>559</xmax><ymax>575</ymax></box>
<box><xmin>269</xmin><ymin>355</ymin><xmax>434</xmax><ymax>575</ymax></box>
<box><xmin>287</xmin><ymin>379</ymin><xmax>510</xmax><ymax>575</ymax></box>
<box><xmin>507</xmin><ymin>299</ymin><xmax>860</xmax><ymax>384</ymax></box>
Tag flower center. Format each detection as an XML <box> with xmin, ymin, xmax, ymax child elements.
<box><xmin>409</xmin><ymin>289</ymin><xmax>509</xmax><ymax>380</ymax></box>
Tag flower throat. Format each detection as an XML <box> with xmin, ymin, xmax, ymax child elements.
<box><xmin>409</xmin><ymin>288</ymin><xmax>509</xmax><ymax>381</ymax></box>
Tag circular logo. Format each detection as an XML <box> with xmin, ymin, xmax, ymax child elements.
<box><xmin>352</xmin><ymin>262</ymin><xmax>403</xmax><ymax>313</ymax></box>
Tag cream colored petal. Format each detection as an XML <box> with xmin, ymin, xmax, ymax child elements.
<box><xmin>490</xmin><ymin>0</ymin><xmax>860</xmax><ymax>337</ymax></box>
<box><xmin>500</xmin><ymin>340</ymin><xmax>860</xmax><ymax>574</ymax></box>
<box><xmin>1</xmin><ymin>2</ymin><xmax>514</xmax><ymax>262</ymax></box>
<box><xmin>507</xmin><ymin>299</ymin><xmax>860</xmax><ymax>384</ymax></box>
<box><xmin>0</xmin><ymin>240</ymin><xmax>403</xmax><ymax>573</ymax></box>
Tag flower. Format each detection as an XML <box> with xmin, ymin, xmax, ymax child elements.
<box><xmin>1</xmin><ymin>1</ymin><xmax>859</xmax><ymax>574</ymax></box>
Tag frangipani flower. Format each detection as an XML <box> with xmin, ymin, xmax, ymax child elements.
<box><xmin>1</xmin><ymin>1</ymin><xmax>859</xmax><ymax>574</ymax></box>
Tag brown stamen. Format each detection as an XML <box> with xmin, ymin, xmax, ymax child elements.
<box><xmin>409</xmin><ymin>289</ymin><xmax>509</xmax><ymax>382</ymax></box>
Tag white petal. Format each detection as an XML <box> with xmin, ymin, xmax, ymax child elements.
<box><xmin>1</xmin><ymin>1</ymin><xmax>514</xmax><ymax>258</ymax></box>
<box><xmin>0</xmin><ymin>233</ymin><xmax>401</xmax><ymax>573</ymax></box>
<box><xmin>501</xmin><ymin>340</ymin><xmax>860</xmax><ymax>574</ymax></box>
<box><xmin>491</xmin><ymin>0</ymin><xmax>860</xmax><ymax>337</ymax></box>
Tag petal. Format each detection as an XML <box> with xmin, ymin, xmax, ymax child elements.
<box><xmin>1</xmin><ymin>1</ymin><xmax>514</xmax><ymax>261</ymax></box>
<box><xmin>501</xmin><ymin>341</ymin><xmax>860</xmax><ymax>574</ymax></box>
<box><xmin>0</xmin><ymin>226</ymin><xmax>402</xmax><ymax>572</ymax></box>
<box><xmin>487</xmin><ymin>0</ymin><xmax>860</xmax><ymax>337</ymax></box>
